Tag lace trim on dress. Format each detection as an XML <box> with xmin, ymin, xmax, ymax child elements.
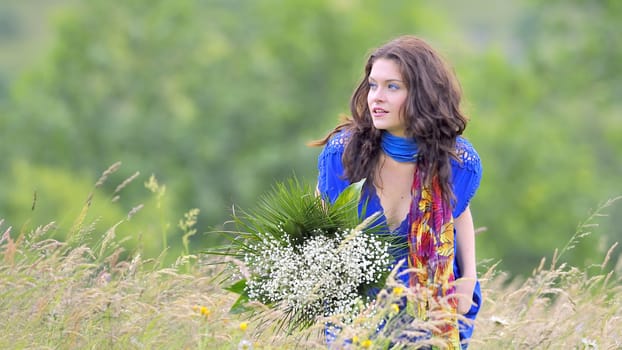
<box><xmin>324</xmin><ymin>131</ymin><xmax>349</xmax><ymax>154</ymax></box>
<box><xmin>454</xmin><ymin>137</ymin><xmax>481</xmax><ymax>172</ymax></box>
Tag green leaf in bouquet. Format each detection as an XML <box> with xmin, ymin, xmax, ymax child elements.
<box><xmin>224</xmin><ymin>279</ymin><xmax>253</xmax><ymax>314</ymax></box>
<box><xmin>333</xmin><ymin>178</ymin><xmax>365</xmax><ymax>211</ymax></box>
<box><xmin>229</xmin><ymin>294</ymin><xmax>253</xmax><ymax>314</ymax></box>
<box><xmin>224</xmin><ymin>278</ymin><xmax>247</xmax><ymax>294</ymax></box>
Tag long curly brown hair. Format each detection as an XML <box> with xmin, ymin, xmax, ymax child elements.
<box><xmin>311</xmin><ymin>35</ymin><xmax>468</xmax><ymax>204</ymax></box>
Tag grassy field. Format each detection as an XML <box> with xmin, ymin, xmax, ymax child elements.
<box><xmin>1</xmin><ymin>173</ymin><xmax>620</xmax><ymax>349</ymax></box>
<box><xmin>1</xmin><ymin>223</ymin><xmax>620</xmax><ymax>349</ymax></box>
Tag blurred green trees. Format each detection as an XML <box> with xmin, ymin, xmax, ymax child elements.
<box><xmin>462</xmin><ymin>0</ymin><xmax>622</xmax><ymax>271</ymax></box>
<box><xmin>0</xmin><ymin>0</ymin><xmax>620</xmax><ymax>275</ymax></box>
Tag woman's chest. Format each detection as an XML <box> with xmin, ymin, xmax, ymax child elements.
<box><xmin>374</xmin><ymin>159</ymin><xmax>415</xmax><ymax>230</ymax></box>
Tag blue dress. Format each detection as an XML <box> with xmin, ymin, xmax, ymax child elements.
<box><xmin>317</xmin><ymin>130</ymin><xmax>483</xmax><ymax>345</ymax></box>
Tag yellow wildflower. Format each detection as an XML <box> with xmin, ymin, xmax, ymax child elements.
<box><xmin>390</xmin><ymin>303</ymin><xmax>400</xmax><ymax>314</ymax></box>
<box><xmin>199</xmin><ymin>306</ymin><xmax>210</xmax><ymax>317</ymax></box>
<box><xmin>392</xmin><ymin>286</ymin><xmax>404</xmax><ymax>296</ymax></box>
<box><xmin>239</xmin><ymin>321</ymin><xmax>249</xmax><ymax>331</ymax></box>
<box><xmin>352</xmin><ymin>335</ymin><xmax>359</xmax><ymax>344</ymax></box>
<box><xmin>361</xmin><ymin>339</ymin><xmax>372</xmax><ymax>348</ymax></box>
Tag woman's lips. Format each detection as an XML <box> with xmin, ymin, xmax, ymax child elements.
<box><xmin>371</xmin><ymin>107</ymin><xmax>388</xmax><ymax>117</ymax></box>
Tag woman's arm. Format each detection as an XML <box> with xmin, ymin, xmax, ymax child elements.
<box><xmin>454</xmin><ymin>205</ymin><xmax>477</xmax><ymax>314</ymax></box>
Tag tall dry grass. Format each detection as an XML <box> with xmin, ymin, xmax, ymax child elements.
<box><xmin>471</xmin><ymin>198</ymin><xmax>622</xmax><ymax>349</ymax></box>
<box><xmin>0</xmin><ymin>167</ymin><xmax>620</xmax><ymax>349</ymax></box>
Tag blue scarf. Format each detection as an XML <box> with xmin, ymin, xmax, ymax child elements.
<box><xmin>381</xmin><ymin>132</ymin><xmax>418</xmax><ymax>163</ymax></box>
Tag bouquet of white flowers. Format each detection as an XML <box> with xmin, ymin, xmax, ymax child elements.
<box><xmin>208</xmin><ymin>178</ymin><xmax>398</xmax><ymax>331</ymax></box>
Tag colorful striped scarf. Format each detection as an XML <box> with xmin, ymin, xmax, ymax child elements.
<box><xmin>408</xmin><ymin>169</ymin><xmax>460</xmax><ymax>348</ymax></box>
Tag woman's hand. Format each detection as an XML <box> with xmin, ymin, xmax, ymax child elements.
<box><xmin>454</xmin><ymin>277</ymin><xmax>476</xmax><ymax>314</ymax></box>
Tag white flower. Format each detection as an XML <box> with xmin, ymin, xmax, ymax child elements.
<box><xmin>242</xmin><ymin>226</ymin><xmax>391</xmax><ymax>320</ymax></box>
<box><xmin>237</xmin><ymin>339</ymin><xmax>253</xmax><ymax>350</ymax></box>
<box><xmin>581</xmin><ymin>338</ymin><xmax>598</xmax><ymax>349</ymax></box>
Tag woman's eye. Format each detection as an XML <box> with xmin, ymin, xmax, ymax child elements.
<box><xmin>388</xmin><ymin>83</ymin><xmax>400</xmax><ymax>90</ymax></box>
<box><xmin>368</xmin><ymin>82</ymin><xmax>377</xmax><ymax>89</ymax></box>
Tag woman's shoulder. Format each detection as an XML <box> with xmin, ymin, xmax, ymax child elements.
<box><xmin>451</xmin><ymin>137</ymin><xmax>483</xmax><ymax>217</ymax></box>
<box><xmin>453</xmin><ymin>136</ymin><xmax>481</xmax><ymax>172</ymax></box>
<box><xmin>323</xmin><ymin>129</ymin><xmax>351</xmax><ymax>154</ymax></box>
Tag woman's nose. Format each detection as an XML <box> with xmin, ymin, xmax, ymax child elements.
<box><xmin>370</xmin><ymin>87</ymin><xmax>385</xmax><ymax>101</ymax></box>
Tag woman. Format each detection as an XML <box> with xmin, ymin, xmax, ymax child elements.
<box><xmin>312</xmin><ymin>35</ymin><xmax>482</xmax><ymax>348</ymax></box>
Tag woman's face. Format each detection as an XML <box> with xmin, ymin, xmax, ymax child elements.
<box><xmin>367</xmin><ymin>58</ymin><xmax>408</xmax><ymax>137</ymax></box>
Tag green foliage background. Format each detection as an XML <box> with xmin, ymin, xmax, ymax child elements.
<box><xmin>0</xmin><ymin>0</ymin><xmax>620</xmax><ymax>276</ymax></box>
